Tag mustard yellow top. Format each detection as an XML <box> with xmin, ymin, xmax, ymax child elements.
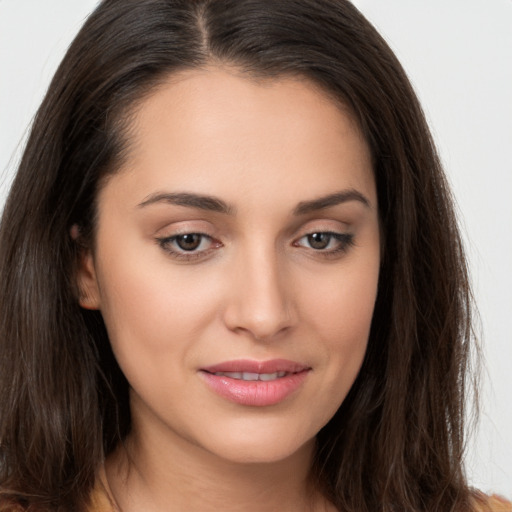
<box><xmin>87</xmin><ymin>469</ymin><xmax>511</xmax><ymax>512</ymax></box>
<box><xmin>87</xmin><ymin>466</ymin><xmax>118</xmax><ymax>512</ymax></box>
<box><xmin>472</xmin><ymin>492</ymin><xmax>512</xmax><ymax>512</ymax></box>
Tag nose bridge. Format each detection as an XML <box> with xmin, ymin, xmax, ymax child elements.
<box><xmin>223</xmin><ymin>237</ymin><xmax>295</xmax><ymax>340</ymax></box>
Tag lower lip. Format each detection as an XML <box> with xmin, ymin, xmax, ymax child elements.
<box><xmin>199</xmin><ymin>370</ymin><xmax>310</xmax><ymax>406</ymax></box>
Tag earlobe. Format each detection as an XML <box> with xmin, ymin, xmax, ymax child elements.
<box><xmin>77</xmin><ymin>250</ymin><xmax>101</xmax><ymax>310</ymax></box>
<box><xmin>71</xmin><ymin>224</ymin><xmax>101</xmax><ymax>310</ymax></box>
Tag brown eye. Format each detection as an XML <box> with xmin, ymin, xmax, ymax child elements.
<box><xmin>307</xmin><ymin>233</ymin><xmax>332</xmax><ymax>250</ymax></box>
<box><xmin>175</xmin><ymin>234</ymin><xmax>203</xmax><ymax>251</ymax></box>
<box><xmin>156</xmin><ymin>232</ymin><xmax>220</xmax><ymax>261</ymax></box>
<box><xmin>294</xmin><ymin>231</ymin><xmax>355</xmax><ymax>256</ymax></box>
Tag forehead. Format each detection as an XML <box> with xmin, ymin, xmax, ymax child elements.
<box><xmin>104</xmin><ymin>67</ymin><xmax>375</xmax><ymax>211</ymax></box>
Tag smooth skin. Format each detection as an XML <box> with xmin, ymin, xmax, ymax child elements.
<box><xmin>77</xmin><ymin>67</ymin><xmax>381</xmax><ymax>512</ymax></box>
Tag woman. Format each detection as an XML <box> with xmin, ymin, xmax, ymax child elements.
<box><xmin>0</xmin><ymin>0</ymin><xmax>508</xmax><ymax>510</ymax></box>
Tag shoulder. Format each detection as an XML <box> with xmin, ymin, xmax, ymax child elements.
<box><xmin>472</xmin><ymin>491</ymin><xmax>512</xmax><ymax>512</ymax></box>
<box><xmin>1</xmin><ymin>466</ymin><xmax>117</xmax><ymax>512</ymax></box>
<box><xmin>86</xmin><ymin>466</ymin><xmax>117</xmax><ymax>512</ymax></box>
<box><xmin>0</xmin><ymin>499</ymin><xmax>24</xmax><ymax>512</ymax></box>
<box><xmin>87</xmin><ymin>488</ymin><xmax>116</xmax><ymax>512</ymax></box>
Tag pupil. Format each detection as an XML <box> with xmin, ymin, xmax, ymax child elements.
<box><xmin>308</xmin><ymin>233</ymin><xmax>330</xmax><ymax>250</ymax></box>
<box><xmin>176</xmin><ymin>234</ymin><xmax>201</xmax><ymax>251</ymax></box>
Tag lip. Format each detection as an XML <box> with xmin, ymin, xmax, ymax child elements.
<box><xmin>202</xmin><ymin>358</ymin><xmax>308</xmax><ymax>374</ymax></box>
<box><xmin>199</xmin><ymin>359</ymin><xmax>311</xmax><ymax>407</ymax></box>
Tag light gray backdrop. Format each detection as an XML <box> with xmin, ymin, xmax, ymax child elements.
<box><xmin>1</xmin><ymin>0</ymin><xmax>510</xmax><ymax>496</ymax></box>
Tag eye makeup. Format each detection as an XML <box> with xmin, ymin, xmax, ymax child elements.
<box><xmin>155</xmin><ymin>229</ymin><xmax>356</xmax><ymax>263</ymax></box>
<box><xmin>156</xmin><ymin>232</ymin><xmax>222</xmax><ymax>262</ymax></box>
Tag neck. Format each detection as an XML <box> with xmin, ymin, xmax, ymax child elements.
<box><xmin>104</xmin><ymin>415</ymin><xmax>329</xmax><ymax>512</ymax></box>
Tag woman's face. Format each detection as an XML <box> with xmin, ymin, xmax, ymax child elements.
<box><xmin>78</xmin><ymin>68</ymin><xmax>380</xmax><ymax>464</ymax></box>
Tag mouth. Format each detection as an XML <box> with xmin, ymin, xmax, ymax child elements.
<box><xmin>199</xmin><ymin>359</ymin><xmax>311</xmax><ymax>406</ymax></box>
<box><xmin>208</xmin><ymin>371</ymin><xmax>289</xmax><ymax>381</ymax></box>
<box><xmin>201</xmin><ymin>358</ymin><xmax>309</xmax><ymax>375</ymax></box>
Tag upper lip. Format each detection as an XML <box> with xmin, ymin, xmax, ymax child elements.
<box><xmin>201</xmin><ymin>359</ymin><xmax>310</xmax><ymax>374</ymax></box>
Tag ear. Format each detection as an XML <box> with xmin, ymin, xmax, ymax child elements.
<box><xmin>71</xmin><ymin>224</ymin><xmax>101</xmax><ymax>310</ymax></box>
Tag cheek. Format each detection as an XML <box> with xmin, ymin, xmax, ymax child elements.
<box><xmin>305</xmin><ymin>255</ymin><xmax>379</xmax><ymax>343</ymax></box>
<box><xmin>301</xmin><ymin>258</ymin><xmax>379</xmax><ymax>413</ymax></box>
<box><xmin>94</xmin><ymin>248</ymin><xmax>222</xmax><ymax>382</ymax></box>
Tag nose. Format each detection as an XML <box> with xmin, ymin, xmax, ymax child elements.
<box><xmin>222</xmin><ymin>244</ymin><xmax>297</xmax><ymax>341</ymax></box>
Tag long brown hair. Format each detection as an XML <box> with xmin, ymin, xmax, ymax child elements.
<box><xmin>0</xmin><ymin>1</ymin><xmax>476</xmax><ymax>510</ymax></box>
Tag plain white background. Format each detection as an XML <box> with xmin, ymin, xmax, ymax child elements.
<box><xmin>1</xmin><ymin>0</ymin><xmax>511</xmax><ymax>496</ymax></box>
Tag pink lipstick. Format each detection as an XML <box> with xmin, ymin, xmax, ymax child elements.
<box><xmin>199</xmin><ymin>359</ymin><xmax>310</xmax><ymax>406</ymax></box>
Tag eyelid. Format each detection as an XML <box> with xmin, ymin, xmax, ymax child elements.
<box><xmin>292</xmin><ymin>230</ymin><xmax>355</xmax><ymax>257</ymax></box>
<box><xmin>156</xmin><ymin>232</ymin><xmax>222</xmax><ymax>261</ymax></box>
<box><xmin>154</xmin><ymin>220</ymin><xmax>355</xmax><ymax>262</ymax></box>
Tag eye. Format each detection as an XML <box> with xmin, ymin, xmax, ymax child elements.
<box><xmin>294</xmin><ymin>231</ymin><xmax>354</xmax><ymax>255</ymax></box>
<box><xmin>156</xmin><ymin>232</ymin><xmax>220</xmax><ymax>260</ymax></box>
<box><xmin>173</xmin><ymin>233</ymin><xmax>205</xmax><ymax>251</ymax></box>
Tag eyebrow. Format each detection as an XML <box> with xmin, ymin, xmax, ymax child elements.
<box><xmin>293</xmin><ymin>189</ymin><xmax>371</xmax><ymax>215</ymax></box>
<box><xmin>138</xmin><ymin>192</ymin><xmax>234</xmax><ymax>214</ymax></box>
<box><xmin>137</xmin><ymin>188</ymin><xmax>370</xmax><ymax>215</ymax></box>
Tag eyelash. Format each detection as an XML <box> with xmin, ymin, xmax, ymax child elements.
<box><xmin>293</xmin><ymin>232</ymin><xmax>355</xmax><ymax>257</ymax></box>
<box><xmin>156</xmin><ymin>233</ymin><xmax>220</xmax><ymax>261</ymax></box>
<box><xmin>156</xmin><ymin>231</ymin><xmax>355</xmax><ymax>261</ymax></box>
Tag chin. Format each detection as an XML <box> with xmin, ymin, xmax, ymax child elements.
<box><xmin>201</xmin><ymin>429</ymin><xmax>316</xmax><ymax>466</ymax></box>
